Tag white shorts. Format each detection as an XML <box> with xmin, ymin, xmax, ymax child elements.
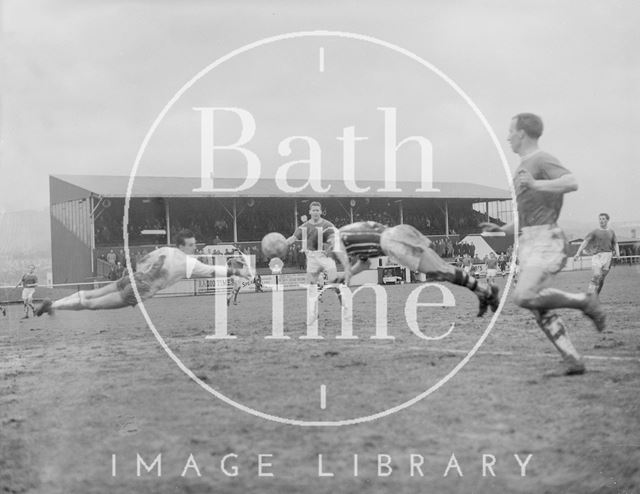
<box><xmin>22</xmin><ymin>288</ymin><xmax>35</xmax><ymax>301</ymax></box>
<box><xmin>305</xmin><ymin>252</ymin><xmax>337</xmax><ymax>282</ymax></box>
<box><xmin>519</xmin><ymin>225</ymin><xmax>568</xmax><ymax>275</ymax></box>
<box><xmin>486</xmin><ymin>268</ymin><xmax>497</xmax><ymax>278</ymax></box>
<box><xmin>591</xmin><ymin>252</ymin><xmax>613</xmax><ymax>273</ymax></box>
<box><xmin>380</xmin><ymin>224</ymin><xmax>440</xmax><ymax>272</ymax></box>
<box><xmin>231</xmin><ymin>276</ymin><xmax>244</xmax><ymax>290</ymax></box>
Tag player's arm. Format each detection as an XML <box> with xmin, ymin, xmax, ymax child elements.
<box><xmin>286</xmin><ymin>226</ymin><xmax>303</xmax><ymax>246</ymax></box>
<box><xmin>186</xmin><ymin>256</ymin><xmax>238</xmax><ymax>279</ymax></box>
<box><xmin>574</xmin><ymin>232</ymin><xmax>593</xmax><ymax>259</ymax></box>
<box><xmin>612</xmin><ymin>231</ymin><xmax>620</xmax><ymax>258</ymax></box>
<box><xmin>517</xmin><ymin>169</ymin><xmax>578</xmax><ymax>194</ymax></box>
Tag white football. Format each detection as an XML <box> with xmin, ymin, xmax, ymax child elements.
<box><xmin>261</xmin><ymin>232</ymin><xmax>288</xmax><ymax>259</ymax></box>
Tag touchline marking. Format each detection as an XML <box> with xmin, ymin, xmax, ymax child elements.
<box><xmin>407</xmin><ymin>347</ymin><xmax>640</xmax><ymax>362</ymax></box>
<box><xmin>320</xmin><ymin>384</ymin><xmax>327</xmax><ymax>410</ymax></box>
<box><xmin>319</xmin><ymin>47</ymin><xmax>325</xmax><ymax>72</ymax></box>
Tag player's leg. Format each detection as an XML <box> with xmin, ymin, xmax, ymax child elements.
<box><xmin>41</xmin><ymin>280</ymin><xmax>120</xmax><ymax>312</ymax></box>
<box><xmin>232</xmin><ymin>279</ymin><xmax>241</xmax><ymax>305</ymax></box>
<box><xmin>37</xmin><ymin>289</ymin><xmax>128</xmax><ymax>314</ymax></box>
<box><xmin>514</xmin><ymin>261</ymin><xmax>585</xmax><ymax>374</ymax></box>
<box><xmin>26</xmin><ymin>291</ymin><xmax>36</xmax><ymax>317</ymax></box>
<box><xmin>316</xmin><ymin>272</ymin><xmax>326</xmax><ymax>302</ymax></box>
<box><xmin>593</xmin><ymin>252</ymin><xmax>612</xmax><ymax>295</ymax></box>
<box><xmin>305</xmin><ymin>255</ymin><xmax>323</xmax><ymax>323</ymax></box>
<box><xmin>21</xmin><ymin>289</ymin><xmax>29</xmax><ymax>318</ymax></box>
<box><xmin>381</xmin><ymin>225</ymin><xmax>499</xmax><ymax>316</ymax></box>
<box><xmin>513</xmin><ymin>266</ymin><xmax>604</xmax><ymax>328</ymax></box>
<box><xmin>81</xmin><ymin>281</ymin><xmax>120</xmax><ymax>300</ymax></box>
<box><xmin>516</xmin><ymin>229</ymin><xmax>605</xmax><ymax>331</ymax></box>
<box><xmin>37</xmin><ymin>276</ymin><xmax>148</xmax><ymax>315</ymax></box>
<box><xmin>597</xmin><ymin>269</ymin><xmax>609</xmax><ymax>295</ymax></box>
<box><xmin>319</xmin><ymin>257</ymin><xmax>342</xmax><ymax>306</ymax></box>
<box><xmin>532</xmin><ymin>309</ymin><xmax>585</xmax><ymax>375</ymax></box>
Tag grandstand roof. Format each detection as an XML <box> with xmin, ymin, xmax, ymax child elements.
<box><xmin>51</xmin><ymin>174</ymin><xmax>511</xmax><ymax>204</ymax></box>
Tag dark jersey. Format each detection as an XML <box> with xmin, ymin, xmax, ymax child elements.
<box><xmin>339</xmin><ymin>221</ymin><xmax>386</xmax><ymax>260</ymax></box>
<box><xmin>516</xmin><ymin>150</ymin><xmax>571</xmax><ymax>227</ymax></box>
<box><xmin>21</xmin><ymin>274</ymin><xmax>38</xmax><ymax>287</ymax></box>
<box><xmin>293</xmin><ymin>219</ymin><xmax>337</xmax><ymax>251</ymax></box>
<box><xmin>584</xmin><ymin>228</ymin><xmax>617</xmax><ymax>254</ymax></box>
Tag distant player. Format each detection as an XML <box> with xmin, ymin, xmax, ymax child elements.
<box><xmin>481</xmin><ymin>113</ymin><xmax>605</xmax><ymax>375</ymax></box>
<box><xmin>286</xmin><ymin>202</ymin><xmax>346</xmax><ymax>316</ymax></box>
<box><xmin>484</xmin><ymin>252</ymin><xmax>499</xmax><ymax>285</ymax></box>
<box><xmin>36</xmin><ymin>230</ymin><xmax>251</xmax><ymax>315</ymax></box>
<box><xmin>333</xmin><ymin>221</ymin><xmax>500</xmax><ymax>317</ymax></box>
<box><xmin>461</xmin><ymin>254</ymin><xmax>472</xmax><ymax>274</ymax></box>
<box><xmin>227</xmin><ymin>251</ymin><xmax>247</xmax><ymax>306</ymax></box>
<box><xmin>17</xmin><ymin>265</ymin><xmax>38</xmax><ymax>319</ymax></box>
<box><xmin>574</xmin><ymin>213</ymin><xmax>620</xmax><ymax>295</ymax></box>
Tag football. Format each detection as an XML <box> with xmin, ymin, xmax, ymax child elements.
<box><xmin>261</xmin><ymin>232</ymin><xmax>288</xmax><ymax>259</ymax></box>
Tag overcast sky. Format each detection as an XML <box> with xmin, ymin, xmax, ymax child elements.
<box><xmin>2</xmin><ymin>0</ymin><xmax>639</xmax><ymax>224</ymax></box>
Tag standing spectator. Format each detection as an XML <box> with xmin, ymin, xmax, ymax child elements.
<box><xmin>115</xmin><ymin>262</ymin><xmax>125</xmax><ymax>279</ymax></box>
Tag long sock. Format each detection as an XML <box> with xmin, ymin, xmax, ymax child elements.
<box><xmin>533</xmin><ymin>310</ymin><xmax>582</xmax><ymax>363</ymax></box>
<box><xmin>597</xmin><ymin>275</ymin><xmax>606</xmax><ymax>295</ymax></box>
<box><xmin>52</xmin><ymin>292</ymin><xmax>84</xmax><ymax>310</ymax></box>
<box><xmin>451</xmin><ymin>269</ymin><xmax>485</xmax><ymax>294</ymax></box>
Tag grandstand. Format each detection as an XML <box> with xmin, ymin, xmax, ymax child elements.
<box><xmin>49</xmin><ymin>175</ymin><xmax>512</xmax><ymax>283</ymax></box>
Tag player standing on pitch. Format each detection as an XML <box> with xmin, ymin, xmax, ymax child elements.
<box><xmin>333</xmin><ymin>221</ymin><xmax>500</xmax><ymax>317</ymax></box>
<box><xmin>573</xmin><ymin>213</ymin><xmax>620</xmax><ymax>295</ymax></box>
<box><xmin>16</xmin><ymin>264</ymin><xmax>38</xmax><ymax>319</ymax></box>
<box><xmin>227</xmin><ymin>249</ymin><xmax>247</xmax><ymax>306</ymax></box>
<box><xmin>286</xmin><ymin>202</ymin><xmax>347</xmax><ymax>314</ymax></box>
<box><xmin>481</xmin><ymin>113</ymin><xmax>606</xmax><ymax>375</ymax></box>
<box><xmin>484</xmin><ymin>252</ymin><xmax>499</xmax><ymax>286</ymax></box>
<box><xmin>36</xmin><ymin>230</ymin><xmax>252</xmax><ymax>315</ymax></box>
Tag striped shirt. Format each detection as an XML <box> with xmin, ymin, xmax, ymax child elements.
<box><xmin>339</xmin><ymin>221</ymin><xmax>386</xmax><ymax>260</ymax></box>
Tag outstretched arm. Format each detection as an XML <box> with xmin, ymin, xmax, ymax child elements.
<box><xmin>186</xmin><ymin>257</ymin><xmax>234</xmax><ymax>279</ymax></box>
<box><xmin>516</xmin><ymin>170</ymin><xmax>578</xmax><ymax>194</ymax></box>
<box><xmin>574</xmin><ymin>233</ymin><xmax>592</xmax><ymax>259</ymax></box>
<box><xmin>287</xmin><ymin>224</ymin><xmax>303</xmax><ymax>246</ymax></box>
